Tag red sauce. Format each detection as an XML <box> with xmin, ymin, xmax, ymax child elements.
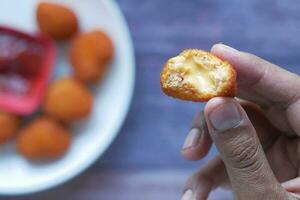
<box><xmin>0</xmin><ymin>31</ymin><xmax>45</xmax><ymax>96</ymax></box>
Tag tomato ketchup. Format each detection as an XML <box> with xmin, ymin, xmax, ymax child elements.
<box><xmin>0</xmin><ymin>31</ymin><xmax>45</xmax><ymax>95</ymax></box>
<box><xmin>0</xmin><ymin>26</ymin><xmax>55</xmax><ymax>115</ymax></box>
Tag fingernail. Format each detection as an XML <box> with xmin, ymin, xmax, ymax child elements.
<box><xmin>209</xmin><ymin>102</ymin><xmax>242</xmax><ymax>131</ymax></box>
<box><xmin>182</xmin><ymin>128</ymin><xmax>201</xmax><ymax>150</ymax></box>
<box><xmin>217</xmin><ymin>44</ymin><xmax>239</xmax><ymax>53</ymax></box>
<box><xmin>181</xmin><ymin>190</ymin><xmax>194</xmax><ymax>200</ymax></box>
<box><xmin>281</xmin><ymin>179</ymin><xmax>294</xmax><ymax>188</ymax></box>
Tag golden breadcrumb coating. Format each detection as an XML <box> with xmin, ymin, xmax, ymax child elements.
<box><xmin>0</xmin><ymin>112</ymin><xmax>20</xmax><ymax>144</ymax></box>
<box><xmin>17</xmin><ymin>116</ymin><xmax>71</xmax><ymax>159</ymax></box>
<box><xmin>36</xmin><ymin>2</ymin><xmax>78</xmax><ymax>40</ymax></box>
<box><xmin>69</xmin><ymin>30</ymin><xmax>114</xmax><ymax>83</ymax></box>
<box><xmin>160</xmin><ymin>49</ymin><xmax>237</xmax><ymax>102</ymax></box>
<box><xmin>43</xmin><ymin>77</ymin><xmax>93</xmax><ymax>123</ymax></box>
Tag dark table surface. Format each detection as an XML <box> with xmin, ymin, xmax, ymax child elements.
<box><xmin>2</xmin><ymin>0</ymin><xmax>300</xmax><ymax>199</ymax></box>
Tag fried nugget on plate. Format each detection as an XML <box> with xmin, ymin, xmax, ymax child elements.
<box><xmin>69</xmin><ymin>30</ymin><xmax>114</xmax><ymax>83</ymax></box>
<box><xmin>0</xmin><ymin>112</ymin><xmax>20</xmax><ymax>144</ymax></box>
<box><xmin>36</xmin><ymin>2</ymin><xmax>78</xmax><ymax>40</ymax></box>
<box><xmin>43</xmin><ymin>77</ymin><xmax>93</xmax><ymax>123</ymax></box>
<box><xmin>17</xmin><ymin>116</ymin><xmax>71</xmax><ymax>159</ymax></box>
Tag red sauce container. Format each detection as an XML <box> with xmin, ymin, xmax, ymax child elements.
<box><xmin>0</xmin><ymin>26</ymin><xmax>56</xmax><ymax>115</ymax></box>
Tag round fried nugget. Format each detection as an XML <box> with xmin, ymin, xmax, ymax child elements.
<box><xmin>36</xmin><ymin>2</ymin><xmax>78</xmax><ymax>40</ymax></box>
<box><xmin>69</xmin><ymin>30</ymin><xmax>114</xmax><ymax>82</ymax></box>
<box><xmin>43</xmin><ymin>77</ymin><xmax>93</xmax><ymax>123</ymax></box>
<box><xmin>160</xmin><ymin>49</ymin><xmax>237</xmax><ymax>102</ymax></box>
<box><xmin>17</xmin><ymin>117</ymin><xmax>71</xmax><ymax>159</ymax></box>
<box><xmin>0</xmin><ymin>112</ymin><xmax>20</xmax><ymax>144</ymax></box>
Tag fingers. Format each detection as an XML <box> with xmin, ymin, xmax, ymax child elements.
<box><xmin>181</xmin><ymin>190</ymin><xmax>195</xmax><ymax>200</ymax></box>
<box><xmin>211</xmin><ymin>44</ymin><xmax>300</xmax><ymax>107</ymax></box>
<box><xmin>204</xmin><ymin>97</ymin><xmax>289</xmax><ymax>199</ymax></box>
<box><xmin>182</xmin><ymin>156</ymin><xmax>228</xmax><ymax>200</ymax></box>
<box><xmin>182</xmin><ymin>100</ymin><xmax>278</xmax><ymax>162</ymax></box>
<box><xmin>182</xmin><ymin>112</ymin><xmax>212</xmax><ymax>161</ymax></box>
<box><xmin>282</xmin><ymin>178</ymin><xmax>300</xmax><ymax>199</ymax></box>
<box><xmin>264</xmin><ymin>105</ymin><xmax>295</xmax><ymax>134</ymax></box>
<box><xmin>283</xmin><ymin>178</ymin><xmax>300</xmax><ymax>194</ymax></box>
<box><xmin>211</xmin><ymin>44</ymin><xmax>300</xmax><ymax>135</ymax></box>
<box><xmin>239</xmin><ymin>99</ymin><xmax>280</xmax><ymax>150</ymax></box>
<box><xmin>266</xmin><ymin>136</ymin><xmax>299</xmax><ymax>182</ymax></box>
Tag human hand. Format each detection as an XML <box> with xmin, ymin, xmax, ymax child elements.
<box><xmin>181</xmin><ymin>44</ymin><xmax>300</xmax><ymax>200</ymax></box>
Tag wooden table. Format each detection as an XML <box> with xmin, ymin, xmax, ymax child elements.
<box><xmin>1</xmin><ymin>0</ymin><xmax>300</xmax><ymax>199</ymax></box>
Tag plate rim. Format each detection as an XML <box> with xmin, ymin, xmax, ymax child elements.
<box><xmin>0</xmin><ymin>0</ymin><xmax>135</xmax><ymax>195</ymax></box>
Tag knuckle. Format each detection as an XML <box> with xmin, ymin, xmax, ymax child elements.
<box><xmin>195</xmin><ymin>174</ymin><xmax>213</xmax><ymax>186</ymax></box>
<box><xmin>226</xmin><ymin>135</ymin><xmax>263</xmax><ymax>172</ymax></box>
<box><xmin>187</xmin><ymin>172</ymin><xmax>214</xmax><ymax>189</ymax></box>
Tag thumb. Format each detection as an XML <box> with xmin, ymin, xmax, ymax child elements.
<box><xmin>204</xmin><ymin>97</ymin><xmax>290</xmax><ymax>200</ymax></box>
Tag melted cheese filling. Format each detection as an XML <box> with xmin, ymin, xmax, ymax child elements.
<box><xmin>183</xmin><ymin>57</ymin><xmax>216</xmax><ymax>92</ymax></box>
<box><xmin>169</xmin><ymin>55</ymin><xmax>226</xmax><ymax>93</ymax></box>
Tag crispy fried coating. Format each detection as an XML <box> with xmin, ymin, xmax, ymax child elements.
<box><xmin>0</xmin><ymin>112</ymin><xmax>20</xmax><ymax>144</ymax></box>
<box><xmin>69</xmin><ymin>30</ymin><xmax>114</xmax><ymax>82</ymax></box>
<box><xmin>36</xmin><ymin>2</ymin><xmax>78</xmax><ymax>40</ymax></box>
<box><xmin>43</xmin><ymin>77</ymin><xmax>93</xmax><ymax>123</ymax></box>
<box><xmin>160</xmin><ymin>49</ymin><xmax>237</xmax><ymax>102</ymax></box>
<box><xmin>17</xmin><ymin>116</ymin><xmax>71</xmax><ymax>159</ymax></box>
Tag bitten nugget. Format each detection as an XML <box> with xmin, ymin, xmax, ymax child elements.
<box><xmin>17</xmin><ymin>117</ymin><xmax>71</xmax><ymax>159</ymax></box>
<box><xmin>43</xmin><ymin>77</ymin><xmax>93</xmax><ymax>123</ymax></box>
<box><xmin>0</xmin><ymin>112</ymin><xmax>20</xmax><ymax>144</ymax></box>
<box><xmin>69</xmin><ymin>30</ymin><xmax>114</xmax><ymax>82</ymax></box>
<box><xmin>36</xmin><ymin>2</ymin><xmax>78</xmax><ymax>40</ymax></box>
<box><xmin>160</xmin><ymin>49</ymin><xmax>237</xmax><ymax>102</ymax></box>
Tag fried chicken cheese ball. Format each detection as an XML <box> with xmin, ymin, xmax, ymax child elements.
<box><xmin>36</xmin><ymin>2</ymin><xmax>78</xmax><ymax>40</ymax></box>
<box><xmin>69</xmin><ymin>30</ymin><xmax>114</xmax><ymax>83</ymax></box>
<box><xmin>0</xmin><ymin>112</ymin><xmax>20</xmax><ymax>144</ymax></box>
<box><xmin>43</xmin><ymin>77</ymin><xmax>93</xmax><ymax>123</ymax></box>
<box><xmin>160</xmin><ymin>49</ymin><xmax>237</xmax><ymax>102</ymax></box>
<box><xmin>17</xmin><ymin>117</ymin><xmax>71</xmax><ymax>159</ymax></box>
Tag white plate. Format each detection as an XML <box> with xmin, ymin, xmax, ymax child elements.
<box><xmin>0</xmin><ymin>0</ymin><xmax>135</xmax><ymax>195</ymax></box>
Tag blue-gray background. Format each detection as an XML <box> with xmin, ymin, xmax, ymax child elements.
<box><xmin>2</xmin><ymin>0</ymin><xmax>300</xmax><ymax>199</ymax></box>
<box><xmin>102</xmin><ymin>0</ymin><xmax>300</xmax><ymax>168</ymax></box>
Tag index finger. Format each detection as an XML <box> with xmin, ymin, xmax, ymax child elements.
<box><xmin>211</xmin><ymin>44</ymin><xmax>300</xmax><ymax>134</ymax></box>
